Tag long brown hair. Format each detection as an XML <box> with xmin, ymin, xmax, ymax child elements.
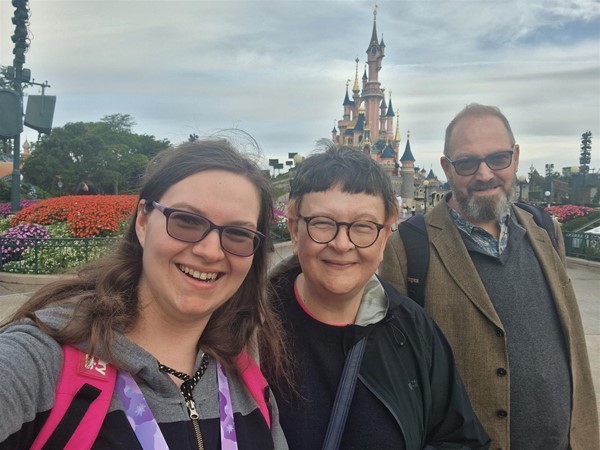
<box><xmin>4</xmin><ymin>138</ymin><xmax>289</xmax><ymax>378</ymax></box>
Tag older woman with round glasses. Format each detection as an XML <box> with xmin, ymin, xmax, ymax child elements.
<box><xmin>263</xmin><ymin>145</ymin><xmax>490</xmax><ymax>449</ymax></box>
<box><xmin>0</xmin><ymin>139</ymin><xmax>290</xmax><ymax>449</ymax></box>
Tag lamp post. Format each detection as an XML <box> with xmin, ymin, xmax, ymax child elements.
<box><xmin>423</xmin><ymin>180</ymin><xmax>429</xmax><ymax>213</ymax></box>
<box><xmin>570</xmin><ymin>166</ymin><xmax>580</xmax><ymax>205</ymax></box>
<box><xmin>544</xmin><ymin>190</ymin><xmax>551</xmax><ymax>208</ymax></box>
<box><xmin>517</xmin><ymin>175</ymin><xmax>527</xmax><ymax>201</ymax></box>
<box><xmin>57</xmin><ymin>179</ymin><xmax>63</xmax><ymax>197</ymax></box>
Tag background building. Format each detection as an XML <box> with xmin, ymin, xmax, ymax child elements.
<box><xmin>330</xmin><ymin>8</ymin><xmax>447</xmax><ymax>210</ymax></box>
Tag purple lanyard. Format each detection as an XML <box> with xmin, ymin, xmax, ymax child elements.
<box><xmin>116</xmin><ymin>361</ymin><xmax>238</xmax><ymax>450</ymax></box>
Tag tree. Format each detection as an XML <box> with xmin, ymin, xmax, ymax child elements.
<box><xmin>580</xmin><ymin>131</ymin><xmax>592</xmax><ymax>175</ymax></box>
<box><xmin>100</xmin><ymin>113</ymin><xmax>136</xmax><ymax>134</ymax></box>
<box><xmin>22</xmin><ymin>117</ymin><xmax>170</xmax><ymax>196</ymax></box>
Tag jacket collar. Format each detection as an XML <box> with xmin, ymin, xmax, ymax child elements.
<box><xmin>355</xmin><ymin>274</ymin><xmax>388</xmax><ymax>326</ymax></box>
<box><xmin>428</xmin><ymin>199</ymin><xmax>503</xmax><ymax>326</ymax></box>
<box><xmin>271</xmin><ymin>256</ymin><xmax>388</xmax><ymax>327</ymax></box>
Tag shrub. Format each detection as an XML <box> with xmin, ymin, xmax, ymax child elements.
<box><xmin>2</xmin><ymin>239</ymin><xmax>118</xmax><ymax>274</ymax></box>
<box><xmin>10</xmin><ymin>195</ymin><xmax>137</xmax><ymax>238</ymax></box>
<box><xmin>0</xmin><ymin>217</ymin><xmax>12</xmax><ymax>234</ymax></box>
<box><xmin>545</xmin><ymin>204</ymin><xmax>593</xmax><ymax>223</ymax></box>
<box><xmin>0</xmin><ymin>199</ymin><xmax>38</xmax><ymax>217</ymax></box>
<box><xmin>1</xmin><ymin>223</ymin><xmax>50</xmax><ymax>263</ymax></box>
<box><xmin>561</xmin><ymin>209</ymin><xmax>600</xmax><ymax>232</ymax></box>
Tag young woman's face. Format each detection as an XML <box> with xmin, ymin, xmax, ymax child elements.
<box><xmin>135</xmin><ymin>170</ymin><xmax>261</xmax><ymax>329</ymax></box>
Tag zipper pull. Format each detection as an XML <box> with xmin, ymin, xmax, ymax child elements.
<box><xmin>186</xmin><ymin>399</ymin><xmax>199</xmax><ymax>420</ymax></box>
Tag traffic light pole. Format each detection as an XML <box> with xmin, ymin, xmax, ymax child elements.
<box><xmin>9</xmin><ymin>0</ymin><xmax>28</xmax><ymax>213</ymax></box>
<box><xmin>10</xmin><ymin>68</ymin><xmax>22</xmax><ymax>214</ymax></box>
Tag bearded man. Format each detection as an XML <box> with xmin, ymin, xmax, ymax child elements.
<box><xmin>379</xmin><ymin>103</ymin><xmax>598</xmax><ymax>450</ymax></box>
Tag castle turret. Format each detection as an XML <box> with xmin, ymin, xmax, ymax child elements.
<box><xmin>400</xmin><ymin>132</ymin><xmax>416</xmax><ymax>204</ymax></box>
<box><xmin>363</xmin><ymin>6</ymin><xmax>385</xmax><ymax>142</ymax></box>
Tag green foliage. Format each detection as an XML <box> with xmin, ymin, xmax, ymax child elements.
<box><xmin>2</xmin><ymin>240</ymin><xmax>117</xmax><ymax>274</ymax></box>
<box><xmin>22</xmin><ymin>114</ymin><xmax>170</xmax><ymax>196</ymax></box>
<box><xmin>0</xmin><ymin>217</ymin><xmax>11</xmax><ymax>233</ymax></box>
<box><xmin>0</xmin><ymin>196</ymin><xmax>127</xmax><ymax>274</ymax></box>
<box><xmin>561</xmin><ymin>209</ymin><xmax>600</xmax><ymax>232</ymax></box>
<box><xmin>0</xmin><ymin>179</ymin><xmax>50</xmax><ymax>203</ymax></box>
<box><xmin>0</xmin><ymin>179</ymin><xmax>10</xmax><ymax>203</ymax></box>
<box><xmin>45</xmin><ymin>221</ymin><xmax>73</xmax><ymax>238</ymax></box>
<box><xmin>271</xmin><ymin>185</ymin><xmax>288</xmax><ymax>201</ymax></box>
<box><xmin>271</xmin><ymin>221</ymin><xmax>290</xmax><ymax>243</ymax></box>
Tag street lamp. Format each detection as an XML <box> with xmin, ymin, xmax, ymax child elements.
<box><xmin>423</xmin><ymin>180</ymin><xmax>429</xmax><ymax>213</ymax></box>
<box><xmin>57</xmin><ymin>179</ymin><xmax>63</xmax><ymax>197</ymax></box>
<box><xmin>544</xmin><ymin>190</ymin><xmax>551</xmax><ymax>208</ymax></box>
<box><xmin>517</xmin><ymin>175</ymin><xmax>527</xmax><ymax>201</ymax></box>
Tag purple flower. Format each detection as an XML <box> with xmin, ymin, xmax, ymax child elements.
<box><xmin>1</xmin><ymin>223</ymin><xmax>50</xmax><ymax>262</ymax></box>
<box><xmin>0</xmin><ymin>200</ymin><xmax>38</xmax><ymax>217</ymax></box>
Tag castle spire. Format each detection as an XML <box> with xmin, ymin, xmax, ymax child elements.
<box><xmin>394</xmin><ymin>109</ymin><xmax>401</xmax><ymax>142</ymax></box>
<box><xmin>370</xmin><ymin>4</ymin><xmax>379</xmax><ymax>46</ymax></box>
<box><xmin>353</xmin><ymin>57</ymin><xmax>360</xmax><ymax>93</ymax></box>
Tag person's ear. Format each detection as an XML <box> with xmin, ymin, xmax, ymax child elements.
<box><xmin>135</xmin><ymin>200</ymin><xmax>148</xmax><ymax>248</ymax></box>
<box><xmin>513</xmin><ymin>144</ymin><xmax>520</xmax><ymax>173</ymax></box>
<box><xmin>376</xmin><ymin>223</ymin><xmax>394</xmax><ymax>263</ymax></box>
<box><xmin>440</xmin><ymin>155</ymin><xmax>452</xmax><ymax>180</ymax></box>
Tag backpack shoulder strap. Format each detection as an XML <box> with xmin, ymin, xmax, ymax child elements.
<box><xmin>397</xmin><ymin>214</ymin><xmax>429</xmax><ymax>307</ymax></box>
<box><xmin>515</xmin><ymin>201</ymin><xmax>558</xmax><ymax>251</ymax></box>
<box><xmin>31</xmin><ymin>345</ymin><xmax>116</xmax><ymax>450</ymax></box>
<box><xmin>235</xmin><ymin>351</ymin><xmax>271</xmax><ymax>429</ymax></box>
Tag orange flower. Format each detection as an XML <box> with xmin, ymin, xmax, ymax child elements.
<box><xmin>11</xmin><ymin>195</ymin><xmax>137</xmax><ymax>238</ymax></box>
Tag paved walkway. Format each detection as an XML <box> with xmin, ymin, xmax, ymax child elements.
<box><xmin>0</xmin><ymin>245</ymin><xmax>598</xmax><ymax>417</ymax></box>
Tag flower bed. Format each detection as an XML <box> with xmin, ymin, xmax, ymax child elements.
<box><xmin>0</xmin><ymin>199</ymin><xmax>38</xmax><ymax>217</ymax></box>
<box><xmin>10</xmin><ymin>195</ymin><xmax>137</xmax><ymax>238</ymax></box>
<box><xmin>545</xmin><ymin>204</ymin><xmax>594</xmax><ymax>223</ymax></box>
<box><xmin>0</xmin><ymin>195</ymin><xmax>137</xmax><ymax>274</ymax></box>
<box><xmin>1</xmin><ymin>223</ymin><xmax>50</xmax><ymax>263</ymax></box>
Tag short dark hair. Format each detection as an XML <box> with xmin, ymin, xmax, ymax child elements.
<box><xmin>288</xmin><ymin>144</ymin><xmax>399</xmax><ymax>222</ymax></box>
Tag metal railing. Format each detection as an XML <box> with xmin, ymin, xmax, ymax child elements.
<box><xmin>0</xmin><ymin>227</ymin><xmax>291</xmax><ymax>275</ymax></box>
<box><xmin>563</xmin><ymin>232</ymin><xmax>600</xmax><ymax>262</ymax></box>
<box><xmin>0</xmin><ymin>230</ymin><xmax>595</xmax><ymax>274</ymax></box>
<box><xmin>0</xmin><ymin>237</ymin><xmax>119</xmax><ymax>274</ymax></box>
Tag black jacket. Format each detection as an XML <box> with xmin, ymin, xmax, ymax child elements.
<box><xmin>270</xmin><ymin>257</ymin><xmax>489</xmax><ymax>450</ymax></box>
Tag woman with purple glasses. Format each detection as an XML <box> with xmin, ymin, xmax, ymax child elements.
<box><xmin>0</xmin><ymin>138</ymin><xmax>290</xmax><ymax>449</ymax></box>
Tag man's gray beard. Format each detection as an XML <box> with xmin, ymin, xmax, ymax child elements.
<box><xmin>450</xmin><ymin>180</ymin><xmax>517</xmax><ymax>222</ymax></box>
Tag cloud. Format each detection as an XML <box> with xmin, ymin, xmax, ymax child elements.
<box><xmin>1</xmin><ymin>0</ymin><xmax>598</xmax><ymax>177</ymax></box>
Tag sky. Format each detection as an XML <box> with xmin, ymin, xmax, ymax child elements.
<box><xmin>1</xmin><ymin>0</ymin><xmax>599</xmax><ymax>181</ymax></box>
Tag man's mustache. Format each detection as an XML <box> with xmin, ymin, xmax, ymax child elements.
<box><xmin>468</xmin><ymin>179</ymin><xmax>504</xmax><ymax>191</ymax></box>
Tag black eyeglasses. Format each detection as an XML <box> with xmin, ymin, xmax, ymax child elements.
<box><xmin>301</xmin><ymin>216</ymin><xmax>384</xmax><ymax>248</ymax></box>
<box><xmin>444</xmin><ymin>148</ymin><xmax>514</xmax><ymax>176</ymax></box>
<box><xmin>151</xmin><ymin>201</ymin><xmax>264</xmax><ymax>257</ymax></box>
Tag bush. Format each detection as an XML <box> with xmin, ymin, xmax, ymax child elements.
<box><xmin>10</xmin><ymin>195</ymin><xmax>137</xmax><ymax>237</ymax></box>
<box><xmin>560</xmin><ymin>209</ymin><xmax>600</xmax><ymax>232</ymax></box>
<box><xmin>0</xmin><ymin>199</ymin><xmax>38</xmax><ymax>217</ymax></box>
<box><xmin>1</xmin><ymin>239</ymin><xmax>118</xmax><ymax>274</ymax></box>
<box><xmin>1</xmin><ymin>223</ymin><xmax>50</xmax><ymax>263</ymax></box>
<box><xmin>0</xmin><ymin>195</ymin><xmax>135</xmax><ymax>273</ymax></box>
<box><xmin>546</xmin><ymin>204</ymin><xmax>594</xmax><ymax>223</ymax></box>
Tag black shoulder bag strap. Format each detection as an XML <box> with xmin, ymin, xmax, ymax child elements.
<box><xmin>515</xmin><ymin>201</ymin><xmax>558</xmax><ymax>251</ymax></box>
<box><xmin>321</xmin><ymin>336</ymin><xmax>367</xmax><ymax>450</ymax></box>
<box><xmin>397</xmin><ymin>214</ymin><xmax>429</xmax><ymax>307</ymax></box>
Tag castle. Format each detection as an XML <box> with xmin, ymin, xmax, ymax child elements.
<box><xmin>330</xmin><ymin>7</ymin><xmax>445</xmax><ymax>211</ymax></box>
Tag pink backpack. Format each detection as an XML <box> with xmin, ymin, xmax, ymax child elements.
<box><xmin>31</xmin><ymin>345</ymin><xmax>270</xmax><ymax>449</ymax></box>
